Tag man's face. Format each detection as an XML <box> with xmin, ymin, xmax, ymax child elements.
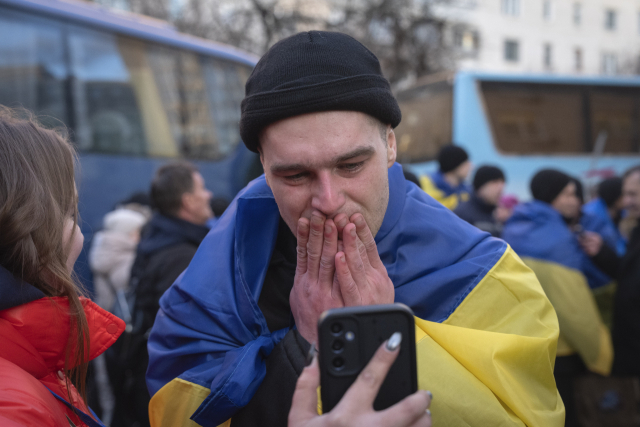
<box><xmin>183</xmin><ymin>172</ymin><xmax>213</xmax><ymax>225</ymax></box>
<box><xmin>259</xmin><ymin>111</ymin><xmax>397</xmax><ymax>238</ymax></box>
<box><xmin>455</xmin><ymin>160</ymin><xmax>472</xmax><ymax>182</ymax></box>
<box><xmin>477</xmin><ymin>180</ymin><xmax>505</xmax><ymax>206</ymax></box>
<box><xmin>551</xmin><ymin>181</ymin><xmax>580</xmax><ymax>219</ymax></box>
<box><xmin>623</xmin><ymin>171</ymin><xmax>640</xmax><ymax>219</ymax></box>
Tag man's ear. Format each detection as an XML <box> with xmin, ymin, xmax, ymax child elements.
<box><xmin>386</xmin><ymin>127</ymin><xmax>397</xmax><ymax>168</ymax></box>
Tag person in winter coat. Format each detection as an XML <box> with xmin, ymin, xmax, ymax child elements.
<box><xmin>581</xmin><ymin>166</ymin><xmax>640</xmax><ymax>378</ymax></box>
<box><xmin>502</xmin><ymin>169</ymin><xmax>612</xmax><ymax>427</ymax></box>
<box><xmin>583</xmin><ymin>177</ymin><xmax>626</xmax><ymax>256</ymax></box>
<box><xmin>419</xmin><ymin>145</ymin><xmax>472</xmax><ymax>210</ymax></box>
<box><xmin>454</xmin><ymin>165</ymin><xmax>506</xmax><ymax>237</ymax></box>
<box><xmin>0</xmin><ymin>106</ymin><xmax>124</xmax><ymax>427</ymax></box>
<box><xmin>146</xmin><ymin>32</ymin><xmax>563</xmax><ymax>427</ymax></box>
<box><xmin>109</xmin><ymin>161</ymin><xmax>212</xmax><ymax>427</ymax></box>
<box><xmin>89</xmin><ymin>208</ymin><xmax>148</xmax><ymax>311</ymax></box>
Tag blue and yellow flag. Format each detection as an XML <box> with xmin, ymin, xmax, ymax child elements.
<box><xmin>503</xmin><ymin>201</ymin><xmax>613</xmax><ymax>376</ymax></box>
<box><xmin>147</xmin><ymin>164</ymin><xmax>563</xmax><ymax>427</ymax></box>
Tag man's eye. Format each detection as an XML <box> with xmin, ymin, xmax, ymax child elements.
<box><xmin>285</xmin><ymin>173</ymin><xmax>307</xmax><ymax>182</ymax></box>
<box><xmin>340</xmin><ymin>161</ymin><xmax>364</xmax><ymax>173</ymax></box>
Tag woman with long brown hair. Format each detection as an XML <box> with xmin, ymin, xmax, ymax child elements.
<box><xmin>0</xmin><ymin>107</ymin><xmax>124</xmax><ymax>426</ymax></box>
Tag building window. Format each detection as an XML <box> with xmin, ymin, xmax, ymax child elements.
<box><xmin>602</xmin><ymin>52</ymin><xmax>617</xmax><ymax>75</ymax></box>
<box><xmin>543</xmin><ymin>43</ymin><xmax>552</xmax><ymax>69</ymax></box>
<box><xmin>574</xmin><ymin>48</ymin><xmax>583</xmax><ymax>72</ymax></box>
<box><xmin>573</xmin><ymin>3</ymin><xmax>581</xmax><ymax>25</ymax></box>
<box><xmin>605</xmin><ymin>9</ymin><xmax>617</xmax><ymax>30</ymax></box>
<box><xmin>543</xmin><ymin>1</ymin><xmax>553</xmax><ymax>20</ymax></box>
<box><xmin>504</xmin><ymin>39</ymin><xmax>519</xmax><ymax>62</ymax></box>
<box><xmin>453</xmin><ymin>27</ymin><xmax>479</xmax><ymax>53</ymax></box>
<box><xmin>501</xmin><ymin>0</ymin><xmax>520</xmax><ymax>16</ymax></box>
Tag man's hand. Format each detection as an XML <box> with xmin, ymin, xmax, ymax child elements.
<box><xmin>290</xmin><ymin>211</ymin><xmax>395</xmax><ymax>344</ymax></box>
<box><xmin>290</xmin><ymin>212</ymin><xmax>345</xmax><ymax>344</ymax></box>
<box><xmin>579</xmin><ymin>231</ymin><xmax>603</xmax><ymax>257</ymax></box>
<box><xmin>334</xmin><ymin>213</ymin><xmax>394</xmax><ymax>307</ymax></box>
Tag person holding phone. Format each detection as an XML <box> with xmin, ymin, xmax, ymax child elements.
<box><xmin>146</xmin><ymin>32</ymin><xmax>564</xmax><ymax>427</ymax></box>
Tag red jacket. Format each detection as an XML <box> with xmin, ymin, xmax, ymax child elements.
<box><xmin>0</xmin><ymin>296</ymin><xmax>125</xmax><ymax>426</ymax></box>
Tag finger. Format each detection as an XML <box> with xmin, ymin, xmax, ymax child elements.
<box><xmin>296</xmin><ymin>218</ymin><xmax>310</xmax><ymax>275</ymax></box>
<box><xmin>334</xmin><ymin>213</ymin><xmax>349</xmax><ymax>238</ymax></box>
<box><xmin>338</xmin><ymin>333</ymin><xmax>401</xmax><ymax>409</ymax></box>
<box><xmin>335</xmin><ymin>251</ymin><xmax>361</xmax><ymax>306</ymax></box>
<box><xmin>351</xmin><ymin>213</ymin><xmax>384</xmax><ymax>270</ymax></box>
<box><xmin>377</xmin><ymin>390</ymin><xmax>432</xmax><ymax>427</ymax></box>
<box><xmin>306</xmin><ymin>212</ymin><xmax>325</xmax><ymax>282</ymax></box>
<box><xmin>288</xmin><ymin>356</ymin><xmax>321</xmax><ymax>426</ymax></box>
<box><xmin>343</xmin><ymin>223</ymin><xmax>369</xmax><ymax>290</ymax></box>
<box><xmin>318</xmin><ymin>219</ymin><xmax>338</xmax><ymax>286</ymax></box>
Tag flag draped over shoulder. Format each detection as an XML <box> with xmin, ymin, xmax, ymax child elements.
<box><xmin>502</xmin><ymin>201</ymin><xmax>613</xmax><ymax>376</ymax></box>
<box><xmin>146</xmin><ymin>164</ymin><xmax>564</xmax><ymax>427</ymax></box>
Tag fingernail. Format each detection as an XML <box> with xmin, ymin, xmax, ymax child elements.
<box><xmin>355</xmin><ymin>215</ymin><xmax>364</xmax><ymax>226</ymax></box>
<box><xmin>385</xmin><ymin>332</ymin><xmax>402</xmax><ymax>351</ymax></box>
<box><xmin>306</xmin><ymin>344</ymin><xmax>317</xmax><ymax>366</ymax></box>
<box><xmin>426</xmin><ymin>409</ymin><xmax>431</xmax><ymax>416</ymax></box>
<box><xmin>325</xmin><ymin>223</ymin><xmax>331</xmax><ymax>235</ymax></box>
<box><xmin>350</xmin><ymin>227</ymin><xmax>356</xmax><ymax>237</ymax></box>
<box><xmin>427</xmin><ymin>390</ymin><xmax>433</xmax><ymax>400</ymax></box>
<box><xmin>340</xmin><ymin>254</ymin><xmax>345</xmax><ymax>263</ymax></box>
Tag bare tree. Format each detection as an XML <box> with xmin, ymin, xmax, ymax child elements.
<box><xmin>94</xmin><ymin>0</ymin><xmax>452</xmax><ymax>86</ymax></box>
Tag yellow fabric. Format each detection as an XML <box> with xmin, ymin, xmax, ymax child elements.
<box><xmin>414</xmin><ymin>246</ymin><xmax>564</xmax><ymax>426</ymax></box>
<box><xmin>522</xmin><ymin>257</ymin><xmax>613</xmax><ymax>376</ymax></box>
<box><xmin>149</xmin><ymin>377</ymin><xmax>231</xmax><ymax>427</ymax></box>
<box><xmin>419</xmin><ymin>174</ymin><xmax>468</xmax><ymax>210</ymax></box>
<box><xmin>151</xmin><ymin>247</ymin><xmax>563</xmax><ymax>427</ymax></box>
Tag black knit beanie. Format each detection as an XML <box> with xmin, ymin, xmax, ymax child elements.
<box><xmin>530</xmin><ymin>169</ymin><xmax>572</xmax><ymax>204</ymax></box>
<box><xmin>598</xmin><ymin>177</ymin><xmax>623</xmax><ymax>207</ymax></box>
<box><xmin>473</xmin><ymin>166</ymin><xmax>505</xmax><ymax>191</ymax></box>
<box><xmin>239</xmin><ymin>31</ymin><xmax>401</xmax><ymax>153</ymax></box>
<box><xmin>240</xmin><ymin>31</ymin><xmax>402</xmax><ymax>152</ymax></box>
<box><xmin>438</xmin><ymin>145</ymin><xmax>469</xmax><ymax>173</ymax></box>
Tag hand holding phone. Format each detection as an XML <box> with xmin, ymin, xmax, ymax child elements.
<box><xmin>288</xmin><ymin>332</ymin><xmax>432</xmax><ymax>427</ymax></box>
<box><xmin>317</xmin><ymin>304</ymin><xmax>418</xmax><ymax>412</ymax></box>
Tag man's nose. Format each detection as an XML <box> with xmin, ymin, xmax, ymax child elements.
<box><xmin>311</xmin><ymin>172</ymin><xmax>345</xmax><ymax>217</ymax></box>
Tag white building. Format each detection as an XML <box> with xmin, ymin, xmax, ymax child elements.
<box><xmin>438</xmin><ymin>0</ymin><xmax>640</xmax><ymax>75</ymax></box>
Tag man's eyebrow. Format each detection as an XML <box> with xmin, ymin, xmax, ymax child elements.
<box><xmin>270</xmin><ymin>146</ymin><xmax>376</xmax><ymax>174</ymax></box>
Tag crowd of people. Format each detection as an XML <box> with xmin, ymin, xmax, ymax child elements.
<box><xmin>0</xmin><ymin>30</ymin><xmax>638</xmax><ymax>427</ymax></box>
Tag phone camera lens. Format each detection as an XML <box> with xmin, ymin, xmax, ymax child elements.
<box><xmin>330</xmin><ymin>323</ymin><xmax>343</xmax><ymax>334</ymax></box>
<box><xmin>332</xmin><ymin>357</ymin><xmax>345</xmax><ymax>369</ymax></box>
<box><xmin>331</xmin><ymin>340</ymin><xmax>344</xmax><ymax>352</ymax></box>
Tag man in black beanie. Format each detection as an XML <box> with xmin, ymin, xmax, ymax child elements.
<box><xmin>419</xmin><ymin>145</ymin><xmax>472</xmax><ymax>210</ymax></box>
<box><xmin>454</xmin><ymin>165</ymin><xmax>505</xmax><ymax>237</ymax></box>
<box><xmin>146</xmin><ymin>31</ymin><xmax>563</xmax><ymax>427</ymax></box>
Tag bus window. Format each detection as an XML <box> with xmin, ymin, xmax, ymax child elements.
<box><xmin>68</xmin><ymin>26</ymin><xmax>147</xmax><ymax>155</ymax></box>
<box><xmin>201</xmin><ymin>58</ymin><xmax>250</xmax><ymax>157</ymax></box>
<box><xmin>481</xmin><ymin>82</ymin><xmax>584</xmax><ymax>154</ymax></box>
<box><xmin>394</xmin><ymin>78</ymin><xmax>453</xmax><ymax>163</ymax></box>
<box><xmin>481</xmin><ymin>81</ymin><xmax>640</xmax><ymax>154</ymax></box>
<box><xmin>0</xmin><ymin>11</ymin><xmax>68</xmax><ymax>128</ymax></box>
<box><xmin>590</xmin><ymin>88</ymin><xmax>640</xmax><ymax>154</ymax></box>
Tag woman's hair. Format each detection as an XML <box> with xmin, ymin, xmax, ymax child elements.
<box><xmin>0</xmin><ymin>106</ymin><xmax>89</xmax><ymax>403</ymax></box>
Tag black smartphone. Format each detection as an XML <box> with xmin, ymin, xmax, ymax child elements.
<box><xmin>317</xmin><ymin>303</ymin><xmax>418</xmax><ymax>412</ymax></box>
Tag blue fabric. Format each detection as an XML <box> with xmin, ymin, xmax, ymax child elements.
<box><xmin>429</xmin><ymin>170</ymin><xmax>471</xmax><ymax>197</ymax></box>
<box><xmin>583</xmin><ymin>198</ymin><xmax>626</xmax><ymax>256</ymax></box>
<box><xmin>0</xmin><ymin>265</ymin><xmax>45</xmax><ymax>311</ymax></box>
<box><xmin>579</xmin><ymin>204</ymin><xmax>619</xmax><ymax>288</ymax></box>
<box><xmin>146</xmin><ymin>163</ymin><xmax>507</xmax><ymax>426</ymax></box>
<box><xmin>503</xmin><ymin>201</ymin><xmax>590</xmax><ymax>274</ymax></box>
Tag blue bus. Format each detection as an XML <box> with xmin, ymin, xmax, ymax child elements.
<box><xmin>0</xmin><ymin>0</ymin><xmax>259</xmax><ymax>289</ymax></box>
<box><xmin>395</xmin><ymin>71</ymin><xmax>640</xmax><ymax>198</ymax></box>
